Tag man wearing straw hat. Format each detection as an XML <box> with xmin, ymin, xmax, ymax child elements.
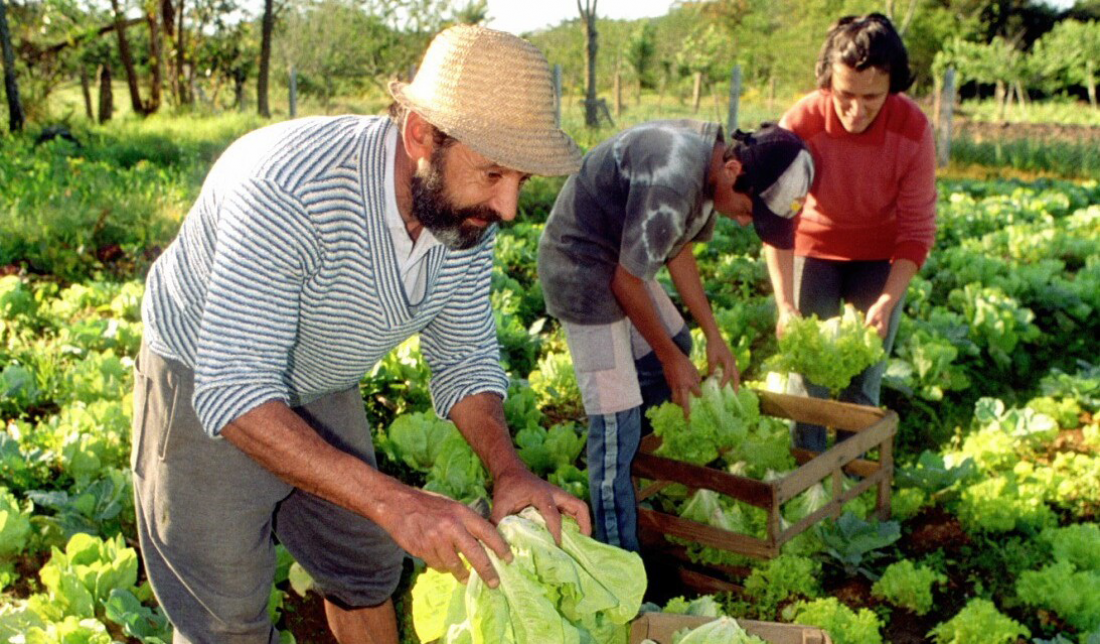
<box><xmin>132</xmin><ymin>25</ymin><xmax>588</xmax><ymax>643</ymax></box>
<box><xmin>538</xmin><ymin>121</ymin><xmax>814</xmax><ymax>554</ymax></box>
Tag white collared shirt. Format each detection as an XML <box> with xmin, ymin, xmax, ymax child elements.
<box><xmin>383</xmin><ymin>127</ymin><xmax>441</xmax><ymax>305</ymax></box>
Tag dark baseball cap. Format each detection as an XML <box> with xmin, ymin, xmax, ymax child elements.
<box><xmin>731</xmin><ymin>125</ymin><xmax>815</xmax><ymax>249</ymax></box>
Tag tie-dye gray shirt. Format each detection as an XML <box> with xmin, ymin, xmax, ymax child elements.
<box><xmin>538</xmin><ymin>120</ymin><xmax>720</xmax><ymax>324</ymax></box>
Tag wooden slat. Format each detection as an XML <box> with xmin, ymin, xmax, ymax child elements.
<box><xmin>637</xmin><ymin>508</ymin><xmax>777</xmax><ymax>559</ymax></box>
<box><xmin>633</xmin><ymin>451</ymin><xmax>774</xmax><ymax>508</ymax></box>
<box><xmin>776</xmin><ymin>412</ymin><xmax>897</xmax><ymax>503</ymax></box>
<box><xmin>677</xmin><ymin>568</ymin><xmax>742</xmax><ymax>594</ymax></box>
<box><xmin>636</xmin><ymin>479</ymin><xmax>673</xmax><ymax>502</ymax></box>
<box><xmin>774</xmin><ymin>469</ymin><xmax>889</xmax><ymax>546</ymax></box>
<box><xmin>792</xmin><ymin>448</ymin><xmax>881</xmax><ymax>478</ymax></box>
<box><xmin>757</xmin><ymin>390</ymin><xmax>885</xmax><ymax>430</ymax></box>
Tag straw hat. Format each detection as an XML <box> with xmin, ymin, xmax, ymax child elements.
<box><xmin>389</xmin><ymin>25</ymin><xmax>582</xmax><ymax>176</ymax></box>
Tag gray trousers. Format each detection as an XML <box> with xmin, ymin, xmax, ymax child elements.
<box><xmin>786</xmin><ymin>257</ymin><xmax>904</xmax><ymax>452</ymax></box>
<box><xmin>131</xmin><ymin>342</ymin><xmax>404</xmax><ymax>644</ymax></box>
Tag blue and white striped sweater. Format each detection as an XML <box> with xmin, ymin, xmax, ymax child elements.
<box><xmin>142</xmin><ymin>115</ymin><xmax>508</xmax><ymax>437</ymax></box>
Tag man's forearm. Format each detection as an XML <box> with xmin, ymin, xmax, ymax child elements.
<box><xmin>448</xmin><ymin>392</ymin><xmax>528</xmax><ymax>482</ymax></box>
<box><xmin>221</xmin><ymin>401</ymin><xmax>405</xmax><ymax>522</ymax></box>
<box><xmin>610</xmin><ymin>264</ymin><xmax>680</xmax><ymax>361</ymax></box>
<box><xmin>666</xmin><ymin>243</ymin><xmax>721</xmax><ymax>340</ymax></box>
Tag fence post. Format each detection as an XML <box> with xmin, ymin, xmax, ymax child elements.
<box><xmin>553</xmin><ymin>63</ymin><xmax>562</xmax><ymax>125</ymax></box>
<box><xmin>727</xmin><ymin>64</ymin><xmax>742</xmax><ymax>134</ymax></box>
<box><xmin>936</xmin><ymin>67</ymin><xmax>956</xmax><ymax>168</ymax></box>
<box><xmin>288</xmin><ymin>65</ymin><xmax>298</xmax><ymax>118</ymax></box>
<box><xmin>614</xmin><ymin>71</ymin><xmax>622</xmax><ymax>120</ymax></box>
<box><xmin>692</xmin><ymin>71</ymin><xmax>703</xmax><ymax>113</ymax></box>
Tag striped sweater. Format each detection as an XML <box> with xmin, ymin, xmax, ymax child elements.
<box><xmin>142</xmin><ymin>115</ymin><xmax>508</xmax><ymax>437</ymax></box>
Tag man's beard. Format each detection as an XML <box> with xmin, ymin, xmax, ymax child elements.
<box><xmin>410</xmin><ymin>147</ymin><xmax>502</xmax><ymax>250</ymax></box>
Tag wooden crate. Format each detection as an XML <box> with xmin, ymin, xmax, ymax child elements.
<box><xmin>632</xmin><ymin>390</ymin><xmax>896</xmax><ymax>588</ymax></box>
<box><xmin>629</xmin><ymin>613</ymin><xmax>833</xmax><ymax>644</ymax></box>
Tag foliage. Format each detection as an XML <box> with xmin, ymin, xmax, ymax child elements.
<box><xmin>672</xmin><ymin>616</ymin><xmax>768</xmax><ymax>644</ymax></box>
<box><xmin>927</xmin><ymin>598</ymin><xmax>1029</xmax><ymax>644</ymax></box>
<box><xmin>742</xmin><ymin>555</ymin><xmax>822</xmax><ymax>620</ymax></box>
<box><xmin>647</xmin><ymin>376</ymin><xmax>759</xmax><ymax>466</ymax></box>
<box><xmin>784</xmin><ymin>597</ymin><xmax>883</xmax><ymax>644</ymax></box>
<box><xmin>411</xmin><ymin>507</ymin><xmax>645</xmax><ymax>644</ymax></box>
<box><xmin>767</xmin><ymin>304</ymin><xmax>885</xmax><ymax>395</ymax></box>
<box><xmin>871</xmin><ymin>559</ymin><xmax>947</xmax><ymax>615</ymax></box>
<box><xmin>815</xmin><ymin>513</ymin><xmax>901</xmax><ymax>578</ymax></box>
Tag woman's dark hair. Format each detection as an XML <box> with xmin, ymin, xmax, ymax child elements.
<box><xmin>815</xmin><ymin>13</ymin><xmax>913</xmax><ymax>94</ymax></box>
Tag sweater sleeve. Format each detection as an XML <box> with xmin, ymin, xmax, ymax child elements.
<box><xmin>420</xmin><ymin>236</ymin><xmax>510</xmax><ymax>419</ymax></box>
<box><xmin>191</xmin><ymin>178</ymin><xmax>321</xmax><ymax>437</ymax></box>
<box><xmin>893</xmin><ymin>120</ymin><xmax>938</xmax><ymax>267</ymax></box>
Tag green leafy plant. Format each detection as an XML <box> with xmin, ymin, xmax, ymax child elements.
<box><xmin>927</xmin><ymin>598</ymin><xmax>1029</xmax><ymax>644</ymax></box>
<box><xmin>871</xmin><ymin>559</ymin><xmax>947</xmax><ymax>615</ymax></box>
<box><xmin>742</xmin><ymin>555</ymin><xmax>822</xmax><ymax>619</ymax></box>
<box><xmin>766</xmin><ymin>304</ymin><xmax>885</xmax><ymax>394</ymax></box>
<box><xmin>411</xmin><ymin>507</ymin><xmax>645</xmax><ymax>644</ymax></box>
<box><xmin>815</xmin><ymin>512</ymin><xmax>901</xmax><ymax>578</ymax></box>
<box><xmin>784</xmin><ymin>597</ymin><xmax>883</xmax><ymax>644</ymax></box>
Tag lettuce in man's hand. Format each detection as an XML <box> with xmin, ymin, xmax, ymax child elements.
<box><xmin>647</xmin><ymin>375</ymin><xmax>761</xmax><ymax>466</ymax></box>
<box><xmin>412</xmin><ymin>507</ymin><xmax>646</xmax><ymax>644</ymax></box>
<box><xmin>767</xmin><ymin>303</ymin><xmax>885</xmax><ymax>394</ymax></box>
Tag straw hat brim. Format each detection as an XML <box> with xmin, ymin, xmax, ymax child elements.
<box><xmin>390</xmin><ymin>80</ymin><xmax>582</xmax><ymax>177</ymax></box>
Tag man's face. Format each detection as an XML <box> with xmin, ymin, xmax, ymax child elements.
<box><xmin>411</xmin><ymin>142</ymin><xmax>530</xmax><ymax>250</ymax></box>
<box><xmin>829</xmin><ymin>62</ymin><xmax>891</xmax><ymax>134</ymax></box>
<box><xmin>711</xmin><ymin>157</ymin><xmax>754</xmax><ymax>226</ymax></box>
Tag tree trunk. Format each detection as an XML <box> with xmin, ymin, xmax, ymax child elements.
<box><xmin>145</xmin><ymin>7</ymin><xmax>163</xmax><ymax>114</ymax></box>
<box><xmin>110</xmin><ymin>0</ymin><xmax>148</xmax><ymax>115</ymax></box>
<box><xmin>613</xmin><ymin>70</ymin><xmax>621</xmax><ymax>119</ymax></box>
<box><xmin>257</xmin><ymin>0</ymin><xmax>273</xmax><ymax>117</ymax></box>
<box><xmin>1087</xmin><ymin>60</ymin><xmax>1097</xmax><ymax>111</ymax></box>
<box><xmin>579</xmin><ymin>0</ymin><xmax>598</xmax><ymax>128</ymax></box>
<box><xmin>175</xmin><ymin>0</ymin><xmax>189</xmax><ymax>104</ymax></box>
<box><xmin>0</xmin><ymin>0</ymin><xmax>25</xmax><ymax>132</ymax></box>
<box><xmin>80</xmin><ymin>65</ymin><xmax>95</xmax><ymax>119</ymax></box>
<box><xmin>161</xmin><ymin>0</ymin><xmax>176</xmax><ymax>104</ymax></box>
<box><xmin>995</xmin><ymin>80</ymin><xmax>1006</xmax><ymax>122</ymax></box>
<box><xmin>691</xmin><ymin>71</ymin><xmax>703</xmax><ymax>113</ymax></box>
<box><xmin>98</xmin><ymin>65</ymin><xmax>114</xmax><ymax>123</ymax></box>
<box><xmin>932</xmin><ymin>72</ymin><xmax>943</xmax><ymax>130</ymax></box>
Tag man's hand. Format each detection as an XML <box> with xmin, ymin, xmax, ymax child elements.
<box><xmin>489</xmin><ymin>466</ymin><xmax>592</xmax><ymax>544</ymax></box>
<box><xmin>865</xmin><ymin>295</ymin><xmax>896</xmax><ymax>340</ymax></box>
<box><xmin>662</xmin><ymin>350</ymin><xmax>702</xmax><ymax>417</ymax></box>
<box><xmin>379</xmin><ymin>485</ymin><xmax>513</xmax><ymax>588</ymax></box>
<box><xmin>705</xmin><ymin>335</ymin><xmax>739</xmax><ymax>390</ymax></box>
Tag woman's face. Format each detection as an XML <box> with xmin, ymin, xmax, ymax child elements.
<box><xmin>829</xmin><ymin>62</ymin><xmax>891</xmax><ymax>134</ymax></box>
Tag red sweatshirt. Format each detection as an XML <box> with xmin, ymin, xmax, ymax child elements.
<box><xmin>781</xmin><ymin>90</ymin><xmax>937</xmax><ymax>267</ymax></box>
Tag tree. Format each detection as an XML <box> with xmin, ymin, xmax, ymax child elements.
<box><xmin>1032</xmin><ymin>19</ymin><xmax>1100</xmax><ymax>109</ymax></box>
<box><xmin>110</xmin><ymin>0</ymin><xmax>152</xmax><ymax>115</ymax></box>
<box><xmin>257</xmin><ymin>0</ymin><xmax>273</xmax><ymax>117</ymax></box>
<box><xmin>625</xmin><ymin>20</ymin><xmax>656</xmax><ymax>103</ymax></box>
<box><xmin>0</xmin><ymin>0</ymin><xmax>24</xmax><ymax>132</ymax></box>
<box><xmin>578</xmin><ymin>0</ymin><xmax>598</xmax><ymax>127</ymax></box>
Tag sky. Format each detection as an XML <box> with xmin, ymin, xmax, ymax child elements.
<box><xmin>482</xmin><ymin>0</ymin><xmax>1078</xmax><ymax>36</ymax></box>
<box><xmin>483</xmin><ymin>0</ymin><xmax>679</xmax><ymax>35</ymax></box>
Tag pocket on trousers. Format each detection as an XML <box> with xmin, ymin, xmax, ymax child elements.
<box><xmin>567</xmin><ymin>325</ymin><xmax>618</xmax><ymax>373</ymax></box>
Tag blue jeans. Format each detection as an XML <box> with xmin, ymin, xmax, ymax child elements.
<box><xmin>587</xmin><ymin>327</ymin><xmax>692</xmax><ymax>551</ymax></box>
<box><xmin>787</xmin><ymin>257</ymin><xmax>905</xmax><ymax>452</ymax></box>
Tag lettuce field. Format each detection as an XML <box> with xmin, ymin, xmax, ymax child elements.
<box><xmin>0</xmin><ymin>119</ymin><xmax>1098</xmax><ymax>644</ymax></box>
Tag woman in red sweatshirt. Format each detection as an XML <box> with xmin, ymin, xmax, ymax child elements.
<box><xmin>774</xmin><ymin>13</ymin><xmax>937</xmax><ymax>451</ymax></box>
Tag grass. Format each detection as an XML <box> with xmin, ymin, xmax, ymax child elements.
<box><xmin>5</xmin><ymin>87</ymin><xmax>1099</xmax><ymax>283</ymax></box>
<box><xmin>961</xmin><ymin>97</ymin><xmax>1100</xmax><ymax>126</ymax></box>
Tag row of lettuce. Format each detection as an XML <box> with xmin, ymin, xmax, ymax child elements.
<box><xmin>0</xmin><ymin>176</ymin><xmax>1097</xmax><ymax>643</ymax></box>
